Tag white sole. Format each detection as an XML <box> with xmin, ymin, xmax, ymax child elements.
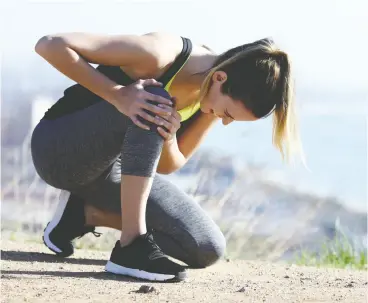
<box><xmin>105</xmin><ymin>261</ymin><xmax>176</xmax><ymax>281</ymax></box>
<box><xmin>43</xmin><ymin>190</ymin><xmax>71</xmax><ymax>253</ymax></box>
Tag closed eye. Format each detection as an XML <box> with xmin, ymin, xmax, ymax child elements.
<box><xmin>224</xmin><ymin>109</ymin><xmax>234</xmax><ymax>120</ymax></box>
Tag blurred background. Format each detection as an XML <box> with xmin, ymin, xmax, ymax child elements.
<box><xmin>1</xmin><ymin>0</ymin><xmax>367</xmax><ymax>264</ymax></box>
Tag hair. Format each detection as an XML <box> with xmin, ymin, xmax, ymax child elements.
<box><xmin>197</xmin><ymin>38</ymin><xmax>305</xmax><ymax>164</ymax></box>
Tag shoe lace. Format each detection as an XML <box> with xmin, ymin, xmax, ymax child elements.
<box><xmin>77</xmin><ymin>226</ymin><xmax>102</xmax><ymax>239</ymax></box>
<box><xmin>146</xmin><ymin>232</ymin><xmax>165</xmax><ymax>259</ymax></box>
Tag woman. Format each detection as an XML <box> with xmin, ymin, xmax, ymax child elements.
<box><xmin>31</xmin><ymin>32</ymin><xmax>301</xmax><ymax>282</ymax></box>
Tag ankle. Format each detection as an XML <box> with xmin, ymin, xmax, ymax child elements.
<box><xmin>84</xmin><ymin>204</ymin><xmax>101</xmax><ymax>226</ymax></box>
<box><xmin>120</xmin><ymin>230</ymin><xmax>147</xmax><ymax>247</ymax></box>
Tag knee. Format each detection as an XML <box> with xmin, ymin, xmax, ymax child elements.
<box><xmin>192</xmin><ymin>230</ymin><xmax>227</xmax><ymax>268</ymax></box>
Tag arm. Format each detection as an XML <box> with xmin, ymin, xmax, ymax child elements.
<box><xmin>157</xmin><ymin>111</ymin><xmax>219</xmax><ymax>174</ymax></box>
<box><xmin>34</xmin><ymin>32</ymin><xmax>174</xmax><ymax>105</ymax></box>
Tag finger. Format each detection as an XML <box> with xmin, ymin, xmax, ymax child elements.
<box><xmin>141</xmin><ymin>101</ymin><xmax>173</xmax><ymax>117</ymax></box>
<box><xmin>171</xmin><ymin>109</ymin><xmax>182</xmax><ymax>121</ymax></box>
<box><xmin>157</xmin><ymin>104</ymin><xmax>177</xmax><ymax>119</ymax></box>
<box><xmin>137</xmin><ymin>110</ymin><xmax>160</xmax><ymax>124</ymax></box>
<box><xmin>172</xmin><ymin>118</ymin><xmax>181</xmax><ymax>130</ymax></box>
<box><xmin>155</xmin><ymin>115</ymin><xmax>172</xmax><ymax>129</ymax></box>
<box><xmin>162</xmin><ymin>117</ymin><xmax>177</xmax><ymax>134</ymax></box>
<box><xmin>159</xmin><ymin>111</ymin><xmax>181</xmax><ymax>129</ymax></box>
<box><xmin>157</xmin><ymin>127</ymin><xmax>170</xmax><ymax>139</ymax></box>
<box><xmin>144</xmin><ymin>92</ymin><xmax>173</xmax><ymax>106</ymax></box>
<box><xmin>131</xmin><ymin>115</ymin><xmax>150</xmax><ymax>130</ymax></box>
<box><xmin>162</xmin><ymin>108</ymin><xmax>181</xmax><ymax>126</ymax></box>
<box><xmin>140</xmin><ymin>78</ymin><xmax>163</xmax><ymax>87</ymax></box>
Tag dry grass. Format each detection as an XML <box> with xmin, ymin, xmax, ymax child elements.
<box><xmin>1</xmin><ymin>133</ymin><xmax>367</xmax><ymax>269</ymax></box>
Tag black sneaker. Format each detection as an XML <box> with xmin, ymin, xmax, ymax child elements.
<box><xmin>43</xmin><ymin>190</ymin><xmax>101</xmax><ymax>257</ymax></box>
<box><xmin>105</xmin><ymin>232</ymin><xmax>187</xmax><ymax>282</ymax></box>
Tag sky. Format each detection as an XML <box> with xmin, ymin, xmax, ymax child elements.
<box><xmin>1</xmin><ymin>0</ymin><xmax>368</xmax><ymax>96</ymax></box>
<box><xmin>0</xmin><ymin>0</ymin><xmax>367</xmax><ymax>211</ymax></box>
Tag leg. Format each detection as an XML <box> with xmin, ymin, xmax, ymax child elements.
<box><xmin>32</xmin><ymin>88</ymin><xmax>188</xmax><ymax>280</ymax></box>
<box><xmin>77</xmin><ymin>164</ymin><xmax>226</xmax><ymax>268</ymax></box>
<box><xmin>31</xmin><ymin>89</ymin><xmax>169</xmax><ymax>247</ymax></box>
<box><xmin>119</xmin><ymin>121</ymin><xmax>164</xmax><ymax>246</ymax></box>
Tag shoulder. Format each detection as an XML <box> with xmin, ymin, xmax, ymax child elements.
<box><xmin>141</xmin><ymin>32</ymin><xmax>185</xmax><ymax>65</ymax></box>
<box><xmin>133</xmin><ymin>32</ymin><xmax>208</xmax><ymax>79</ymax></box>
<box><xmin>141</xmin><ymin>32</ymin><xmax>212</xmax><ymax>66</ymax></box>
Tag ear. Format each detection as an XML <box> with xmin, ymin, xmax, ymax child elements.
<box><xmin>212</xmin><ymin>71</ymin><xmax>227</xmax><ymax>83</ymax></box>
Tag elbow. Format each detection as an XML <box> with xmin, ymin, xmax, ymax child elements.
<box><xmin>34</xmin><ymin>35</ymin><xmax>64</xmax><ymax>56</ymax></box>
<box><xmin>157</xmin><ymin>166</ymin><xmax>177</xmax><ymax>175</ymax></box>
<box><xmin>157</xmin><ymin>163</ymin><xmax>185</xmax><ymax>175</ymax></box>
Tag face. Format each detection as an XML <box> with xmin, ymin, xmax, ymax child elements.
<box><xmin>200</xmin><ymin>71</ymin><xmax>258</xmax><ymax>126</ymax></box>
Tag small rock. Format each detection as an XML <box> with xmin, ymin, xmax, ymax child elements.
<box><xmin>284</xmin><ymin>275</ymin><xmax>290</xmax><ymax>279</ymax></box>
<box><xmin>136</xmin><ymin>285</ymin><xmax>156</xmax><ymax>293</ymax></box>
<box><xmin>226</xmin><ymin>258</ymin><xmax>231</xmax><ymax>262</ymax></box>
<box><xmin>345</xmin><ymin>283</ymin><xmax>354</xmax><ymax>288</ymax></box>
<box><xmin>237</xmin><ymin>286</ymin><xmax>246</xmax><ymax>292</ymax></box>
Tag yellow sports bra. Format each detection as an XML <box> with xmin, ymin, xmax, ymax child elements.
<box><xmin>161</xmin><ymin>37</ymin><xmax>200</xmax><ymax>122</ymax></box>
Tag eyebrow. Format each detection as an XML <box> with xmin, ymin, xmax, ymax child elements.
<box><xmin>225</xmin><ymin>109</ymin><xmax>235</xmax><ymax>120</ymax></box>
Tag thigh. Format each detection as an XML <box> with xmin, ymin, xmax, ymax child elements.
<box><xmin>31</xmin><ymin>101</ymin><xmax>130</xmax><ymax>190</ymax></box>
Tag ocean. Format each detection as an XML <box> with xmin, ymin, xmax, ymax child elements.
<box><xmin>28</xmin><ymin>95</ymin><xmax>367</xmax><ymax>213</ymax></box>
<box><xmin>198</xmin><ymin>100</ymin><xmax>367</xmax><ymax>212</ymax></box>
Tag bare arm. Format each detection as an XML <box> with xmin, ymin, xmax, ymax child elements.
<box><xmin>34</xmin><ymin>32</ymin><xmax>169</xmax><ymax>105</ymax></box>
<box><xmin>177</xmin><ymin>113</ymin><xmax>219</xmax><ymax>159</ymax></box>
<box><xmin>157</xmin><ymin>112</ymin><xmax>219</xmax><ymax>174</ymax></box>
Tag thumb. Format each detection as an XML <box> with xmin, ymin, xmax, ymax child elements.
<box><xmin>141</xmin><ymin>78</ymin><xmax>163</xmax><ymax>87</ymax></box>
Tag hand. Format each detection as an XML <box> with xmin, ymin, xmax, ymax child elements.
<box><xmin>112</xmin><ymin>79</ymin><xmax>174</xmax><ymax>130</ymax></box>
<box><xmin>156</xmin><ymin>99</ymin><xmax>182</xmax><ymax>142</ymax></box>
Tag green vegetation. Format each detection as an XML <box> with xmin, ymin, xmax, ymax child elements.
<box><xmin>296</xmin><ymin>235</ymin><xmax>367</xmax><ymax>270</ymax></box>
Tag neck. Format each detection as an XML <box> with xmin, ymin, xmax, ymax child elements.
<box><xmin>174</xmin><ymin>51</ymin><xmax>218</xmax><ymax>87</ymax></box>
<box><xmin>190</xmin><ymin>53</ymin><xmax>218</xmax><ymax>85</ymax></box>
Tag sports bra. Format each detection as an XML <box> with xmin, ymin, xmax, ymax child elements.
<box><xmin>42</xmin><ymin>36</ymin><xmax>200</xmax><ymax>122</ymax></box>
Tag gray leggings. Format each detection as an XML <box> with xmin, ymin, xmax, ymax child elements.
<box><xmin>30</xmin><ymin>92</ymin><xmax>226</xmax><ymax>268</ymax></box>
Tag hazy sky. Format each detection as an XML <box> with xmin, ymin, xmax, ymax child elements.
<box><xmin>1</xmin><ymin>0</ymin><xmax>367</xmax><ymax>210</ymax></box>
<box><xmin>1</xmin><ymin>0</ymin><xmax>367</xmax><ymax>94</ymax></box>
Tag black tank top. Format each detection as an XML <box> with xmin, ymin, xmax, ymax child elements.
<box><xmin>42</xmin><ymin>37</ymin><xmax>192</xmax><ymax>120</ymax></box>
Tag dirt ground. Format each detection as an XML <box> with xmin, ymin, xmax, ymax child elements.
<box><xmin>1</xmin><ymin>240</ymin><xmax>367</xmax><ymax>303</ymax></box>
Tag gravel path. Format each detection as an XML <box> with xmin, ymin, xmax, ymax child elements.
<box><xmin>1</xmin><ymin>240</ymin><xmax>367</xmax><ymax>303</ymax></box>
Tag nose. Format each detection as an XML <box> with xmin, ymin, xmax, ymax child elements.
<box><xmin>222</xmin><ymin>117</ymin><xmax>233</xmax><ymax>126</ymax></box>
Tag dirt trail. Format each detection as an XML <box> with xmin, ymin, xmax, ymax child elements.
<box><xmin>1</xmin><ymin>240</ymin><xmax>367</xmax><ymax>303</ymax></box>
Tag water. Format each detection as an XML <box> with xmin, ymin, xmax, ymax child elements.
<box><xmin>200</xmin><ymin>102</ymin><xmax>367</xmax><ymax>212</ymax></box>
<box><xmin>27</xmin><ymin>96</ymin><xmax>367</xmax><ymax>212</ymax></box>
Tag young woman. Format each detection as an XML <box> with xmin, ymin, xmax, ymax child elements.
<box><xmin>31</xmin><ymin>32</ymin><xmax>301</xmax><ymax>282</ymax></box>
